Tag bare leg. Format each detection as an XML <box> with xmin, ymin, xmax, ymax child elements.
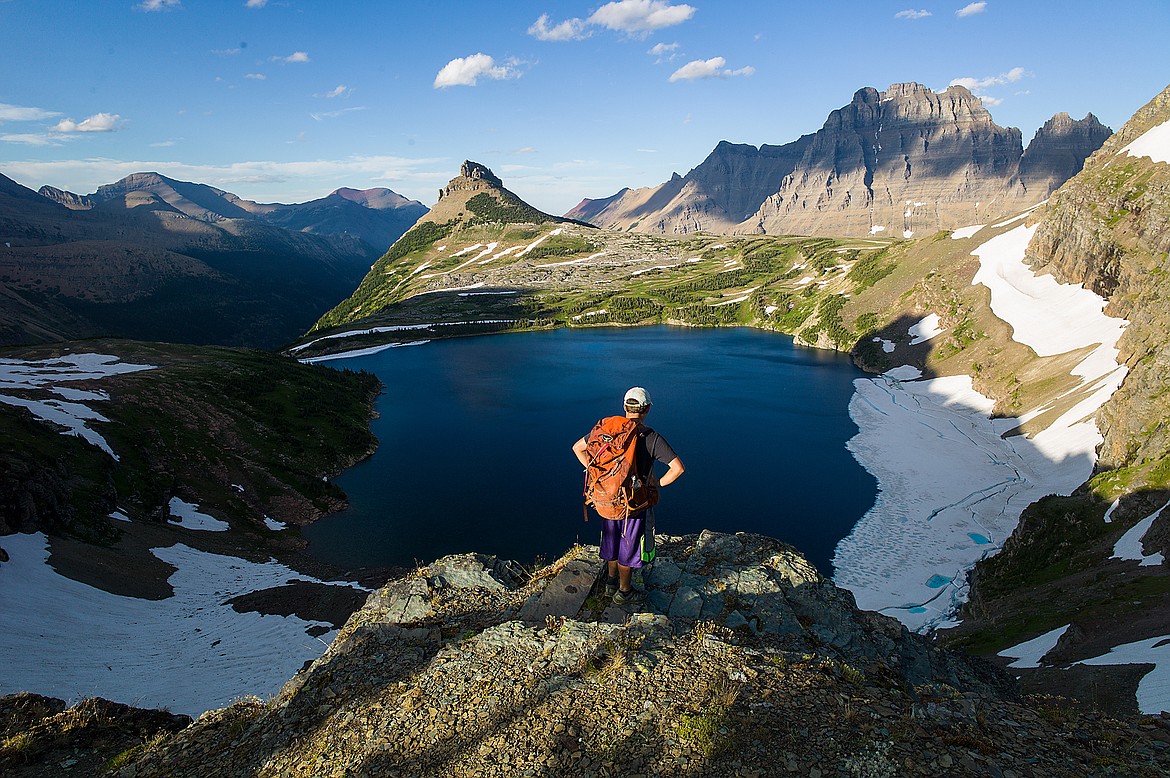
<box><xmin>607</xmin><ymin>560</ymin><xmax>618</xmax><ymax>578</ymax></box>
<box><xmin>618</xmin><ymin>564</ymin><xmax>632</xmax><ymax>592</ymax></box>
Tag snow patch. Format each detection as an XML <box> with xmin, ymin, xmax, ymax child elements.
<box><xmin>869</xmin><ymin>226</ymin><xmax>886</xmax><ymax>235</ymax></box>
<box><xmin>882</xmin><ymin>365</ymin><xmax>922</xmax><ymax>380</ymax></box>
<box><xmin>0</xmin><ymin>533</ymin><xmax>353</xmax><ymax>716</ymax></box>
<box><xmin>951</xmin><ymin>224</ymin><xmax>984</xmax><ymax>240</ymax></box>
<box><xmin>872</xmin><ymin>337</ymin><xmax>895</xmax><ymax>353</ymax></box>
<box><xmin>908</xmin><ymin>314</ymin><xmax>944</xmax><ymax>345</ymax></box>
<box><xmin>0</xmin><ymin>354</ymin><xmax>156</xmax><ymax>459</ymax></box>
<box><xmin>168</xmin><ymin>498</ymin><xmax>230</xmax><ymax>532</ymax></box>
<box><xmin>1111</xmin><ymin>499</ymin><xmax>1170</xmax><ymax>566</ymax></box>
<box><xmin>1121</xmin><ymin>119</ymin><xmax>1170</xmax><ymax>165</ymax></box>
<box><xmin>299</xmin><ymin>341</ymin><xmax>430</xmax><ymax>363</ymax></box>
<box><xmin>1077</xmin><ymin>635</ymin><xmax>1170</xmax><ymax>714</ymax></box>
<box><xmin>998</xmin><ymin>624</ymin><xmax>1070</xmax><ymax>669</ymax></box>
<box><xmin>263</xmin><ymin>516</ymin><xmax>288</xmax><ymax>531</ymax></box>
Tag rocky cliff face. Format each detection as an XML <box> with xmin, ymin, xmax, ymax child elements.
<box><xmin>101</xmin><ymin>531</ymin><xmax>1170</xmax><ymax>777</ymax></box>
<box><xmin>1026</xmin><ymin>85</ymin><xmax>1170</xmax><ymax>474</ymax></box>
<box><xmin>36</xmin><ymin>185</ymin><xmax>96</xmax><ymax>210</ymax></box>
<box><xmin>1016</xmin><ymin>112</ymin><xmax>1113</xmax><ymax>197</ymax></box>
<box><xmin>576</xmin><ymin>83</ymin><xmax>1111</xmax><ymax>238</ymax></box>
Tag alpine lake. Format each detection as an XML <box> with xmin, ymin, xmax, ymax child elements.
<box><xmin>302</xmin><ymin>326</ymin><xmax>878</xmax><ymax>576</ymax></box>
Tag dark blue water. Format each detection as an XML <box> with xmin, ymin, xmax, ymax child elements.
<box><xmin>303</xmin><ymin>326</ymin><xmax>877</xmax><ymax>575</ymax></box>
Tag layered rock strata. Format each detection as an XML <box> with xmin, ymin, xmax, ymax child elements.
<box><xmin>571</xmin><ymin>82</ymin><xmax>1111</xmax><ymax>238</ymax></box>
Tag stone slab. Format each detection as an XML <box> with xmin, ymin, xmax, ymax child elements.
<box><xmin>517</xmin><ymin>548</ymin><xmax>603</xmax><ymax>624</ymax></box>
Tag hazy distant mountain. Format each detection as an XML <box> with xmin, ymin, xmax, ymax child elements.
<box><xmin>261</xmin><ymin>187</ymin><xmax>428</xmax><ymax>253</ymax></box>
<box><xmin>0</xmin><ymin>172</ymin><xmax>380</xmax><ymax>348</ymax></box>
<box><xmin>570</xmin><ymin>82</ymin><xmax>1111</xmax><ymax>237</ymax></box>
<box><xmin>39</xmin><ymin>174</ymin><xmax>428</xmax><ymax>253</ymax></box>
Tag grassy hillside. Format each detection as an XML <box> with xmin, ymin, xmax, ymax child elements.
<box><xmin>1</xmin><ymin>340</ymin><xmax>380</xmax><ymax>544</ymax></box>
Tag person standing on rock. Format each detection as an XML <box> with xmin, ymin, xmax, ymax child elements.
<box><xmin>572</xmin><ymin>387</ymin><xmax>685</xmax><ymax>605</ymax></box>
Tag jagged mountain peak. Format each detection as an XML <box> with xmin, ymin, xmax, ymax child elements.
<box><xmin>458</xmin><ymin>159</ymin><xmax>503</xmax><ymax>187</ymax></box>
<box><xmin>37</xmin><ymin>185</ymin><xmax>95</xmax><ymax>210</ymax></box>
<box><xmin>427</xmin><ymin>159</ymin><xmax>567</xmax><ymax>228</ymax></box>
<box><xmin>570</xmin><ymin>80</ymin><xmax>1107</xmax><ymax>237</ymax></box>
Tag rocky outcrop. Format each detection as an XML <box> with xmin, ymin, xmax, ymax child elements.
<box><xmin>0</xmin><ymin>693</ymin><xmax>189</xmax><ymax>777</ymax></box>
<box><xmin>574</xmin><ymin>82</ymin><xmax>1110</xmax><ymax>238</ymax></box>
<box><xmin>101</xmin><ymin>531</ymin><xmax>1170</xmax><ymax>777</ymax></box>
<box><xmin>1026</xmin><ymin>84</ymin><xmax>1170</xmax><ymax>472</ymax></box>
<box><xmin>36</xmin><ymin>185</ymin><xmax>95</xmax><ymax>210</ymax></box>
<box><xmin>1016</xmin><ymin>112</ymin><xmax>1113</xmax><ymax>197</ymax></box>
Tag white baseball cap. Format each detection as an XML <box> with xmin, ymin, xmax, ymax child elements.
<box><xmin>623</xmin><ymin>386</ymin><xmax>652</xmax><ymax>408</ymax></box>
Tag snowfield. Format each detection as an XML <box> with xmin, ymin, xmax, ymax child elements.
<box><xmin>0</xmin><ymin>533</ymin><xmax>355</xmax><ymax>716</ymax></box>
<box><xmin>835</xmin><ymin>222</ymin><xmax>1129</xmax><ymax>633</ymax></box>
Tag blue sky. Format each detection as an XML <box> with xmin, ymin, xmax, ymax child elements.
<box><xmin>1</xmin><ymin>0</ymin><xmax>1167</xmax><ymax>214</ymax></box>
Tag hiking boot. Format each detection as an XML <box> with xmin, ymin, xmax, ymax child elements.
<box><xmin>613</xmin><ymin>587</ymin><xmax>645</xmax><ymax>606</ymax></box>
<box><xmin>604</xmin><ymin>577</ymin><xmax>619</xmax><ymax>597</ymax></box>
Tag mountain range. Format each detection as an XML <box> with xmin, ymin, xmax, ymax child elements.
<box><xmin>0</xmin><ymin>172</ymin><xmax>426</xmax><ymax>348</ymax></box>
<box><xmin>567</xmin><ymin>82</ymin><xmax>1112</xmax><ymax>238</ymax></box>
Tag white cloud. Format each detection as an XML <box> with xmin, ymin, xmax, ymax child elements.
<box><xmin>528</xmin><ymin>13</ymin><xmax>589</xmax><ymax>41</ymax></box>
<box><xmin>669</xmin><ymin>57</ymin><xmax>754</xmax><ymax>82</ymax></box>
<box><xmin>272</xmin><ymin>51</ymin><xmax>310</xmax><ymax>64</ymax></box>
<box><xmin>212</xmin><ymin>48</ymin><xmax>241</xmax><ymax>56</ymax></box>
<box><xmin>309</xmin><ymin>106</ymin><xmax>368</xmax><ymax>122</ymax></box>
<box><xmin>895</xmin><ymin>9</ymin><xmax>932</xmax><ymax>19</ymax></box>
<box><xmin>979</xmin><ymin>95</ymin><xmax>1003</xmax><ymax>106</ymax></box>
<box><xmin>512</xmin><ymin>146</ymin><xmax>537</xmax><ymax>155</ymax></box>
<box><xmin>244</xmin><ymin>73</ymin><xmax>266</xmax><ymax>80</ymax></box>
<box><xmin>136</xmin><ymin>0</ymin><xmax>181</xmax><ymax>10</ymax></box>
<box><xmin>0</xmin><ymin>133</ymin><xmax>61</xmax><ymax>146</ymax></box>
<box><xmin>0</xmin><ymin>103</ymin><xmax>61</xmax><ymax>123</ymax></box>
<box><xmin>245</xmin><ymin>0</ymin><xmax>267</xmax><ymax>7</ymax></box>
<box><xmin>150</xmin><ymin>140</ymin><xmax>178</xmax><ymax>148</ymax></box>
<box><xmin>317</xmin><ymin>84</ymin><xmax>351</xmax><ymax>99</ymax></box>
<box><xmin>648</xmin><ymin>42</ymin><xmax>679</xmax><ymax>59</ymax></box>
<box><xmin>589</xmin><ymin>0</ymin><xmax>696</xmax><ymax>34</ymax></box>
<box><xmin>434</xmin><ymin>53</ymin><xmax>519</xmax><ymax>89</ymax></box>
<box><xmin>950</xmin><ymin>66</ymin><xmax>1027</xmax><ymax>92</ymax></box>
<box><xmin>53</xmin><ymin>113</ymin><xmax>124</xmax><ymax>133</ymax></box>
<box><xmin>956</xmin><ymin>2</ymin><xmax>987</xmax><ymax>17</ymax></box>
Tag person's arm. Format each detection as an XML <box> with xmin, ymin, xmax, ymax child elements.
<box><xmin>572</xmin><ymin>437</ymin><xmax>590</xmax><ymax>468</ymax></box>
<box><xmin>657</xmin><ymin>457</ymin><xmax>684</xmax><ymax>487</ymax></box>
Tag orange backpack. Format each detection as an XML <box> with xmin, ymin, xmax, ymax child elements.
<box><xmin>582</xmin><ymin>416</ymin><xmax>660</xmax><ymax>520</ymax></box>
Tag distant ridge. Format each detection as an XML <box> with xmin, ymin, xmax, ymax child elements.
<box><xmin>572</xmin><ymin>82</ymin><xmax>1111</xmax><ymax>237</ymax></box>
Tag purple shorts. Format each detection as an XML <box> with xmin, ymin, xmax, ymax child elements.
<box><xmin>599</xmin><ymin>511</ymin><xmax>647</xmax><ymax>568</ymax></box>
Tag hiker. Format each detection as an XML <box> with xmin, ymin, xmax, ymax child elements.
<box><xmin>572</xmin><ymin>386</ymin><xmax>684</xmax><ymax>605</ymax></box>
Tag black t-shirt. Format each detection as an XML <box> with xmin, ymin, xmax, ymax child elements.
<box><xmin>634</xmin><ymin>426</ymin><xmax>677</xmax><ymax>481</ymax></box>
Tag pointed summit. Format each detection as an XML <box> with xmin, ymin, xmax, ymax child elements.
<box><xmin>425</xmin><ymin>160</ymin><xmax>572</xmax><ymax>228</ymax></box>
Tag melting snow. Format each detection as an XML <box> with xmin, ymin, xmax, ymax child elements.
<box><xmin>168</xmin><ymin>498</ymin><xmax>230</xmax><ymax>532</ymax></box>
<box><xmin>0</xmin><ymin>354</ymin><xmax>156</xmax><ymax>459</ymax></box>
<box><xmin>1121</xmin><ymin>119</ymin><xmax>1170</xmax><ymax>165</ymax></box>
<box><xmin>0</xmin><ymin>533</ymin><xmax>354</xmax><ymax>716</ymax></box>
<box><xmin>515</xmin><ymin>228</ymin><xmax>563</xmax><ymax>258</ymax></box>
<box><xmin>1104</xmin><ymin>497</ymin><xmax>1121</xmax><ymax>524</ymax></box>
<box><xmin>1077</xmin><ymin>635</ymin><xmax>1170</xmax><ymax>714</ymax></box>
<box><xmin>998</xmin><ymin>624</ymin><xmax>1070</xmax><ymax>669</ymax></box>
<box><xmin>869</xmin><ymin>226</ymin><xmax>886</xmax><ymax>234</ymax></box>
<box><xmin>1111</xmin><ymin>499</ymin><xmax>1170</xmax><ymax>566</ymax></box>
<box><xmin>908</xmin><ymin>313</ymin><xmax>944</xmax><ymax>345</ymax></box>
<box><xmin>836</xmin><ymin>224</ymin><xmax>1129</xmax><ymax>631</ymax></box>
<box><xmin>872</xmin><ymin>337</ymin><xmax>896</xmax><ymax>353</ymax></box>
<box><xmin>299</xmin><ymin>341</ymin><xmax>430</xmax><ymax>363</ymax></box>
<box><xmin>951</xmin><ymin>224</ymin><xmax>984</xmax><ymax>240</ymax></box>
